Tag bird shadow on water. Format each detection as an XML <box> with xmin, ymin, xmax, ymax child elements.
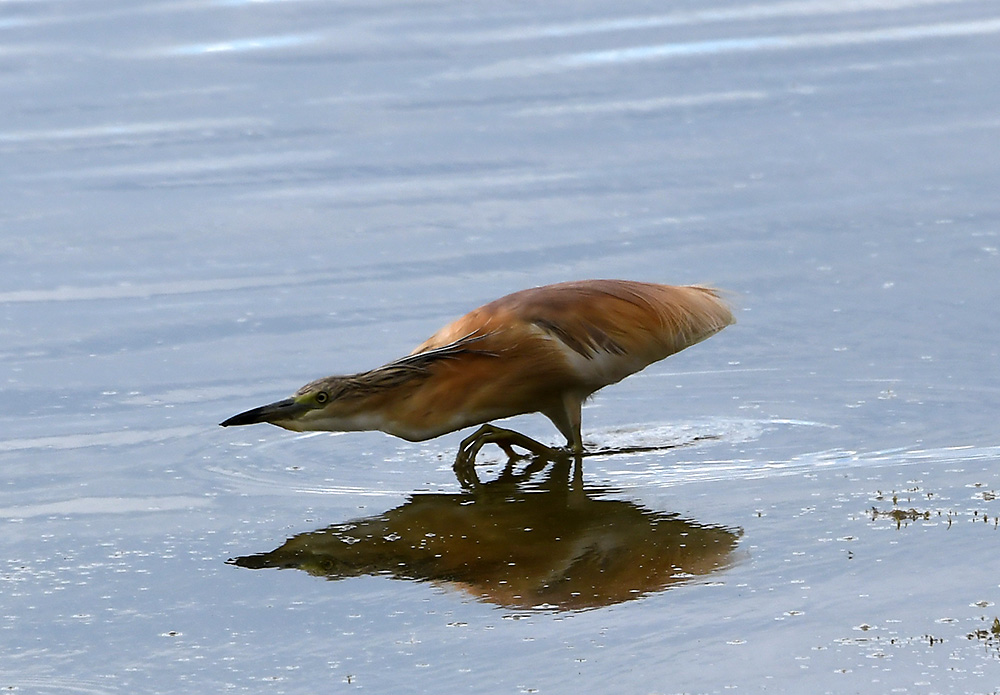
<box><xmin>228</xmin><ymin>456</ymin><xmax>741</xmax><ymax>611</ymax></box>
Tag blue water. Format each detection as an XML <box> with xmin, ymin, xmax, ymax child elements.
<box><xmin>3</xmin><ymin>0</ymin><xmax>1000</xmax><ymax>692</ymax></box>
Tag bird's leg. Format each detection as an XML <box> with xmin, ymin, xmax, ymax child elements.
<box><xmin>542</xmin><ymin>393</ymin><xmax>585</xmax><ymax>454</ymax></box>
<box><xmin>453</xmin><ymin>424</ymin><xmax>564</xmax><ymax>485</ymax></box>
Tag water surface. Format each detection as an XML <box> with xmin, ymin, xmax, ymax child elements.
<box><xmin>3</xmin><ymin>0</ymin><xmax>999</xmax><ymax>692</ymax></box>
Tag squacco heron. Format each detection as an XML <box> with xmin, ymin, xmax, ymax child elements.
<box><xmin>221</xmin><ymin>279</ymin><xmax>734</xmax><ymax>479</ymax></box>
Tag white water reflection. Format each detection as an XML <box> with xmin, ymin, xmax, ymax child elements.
<box><xmin>19</xmin><ymin>149</ymin><xmax>340</xmax><ymax>184</ymax></box>
<box><xmin>0</xmin><ymin>275</ymin><xmax>309</xmax><ymax>303</ymax></box>
<box><xmin>446</xmin><ymin>17</ymin><xmax>1000</xmax><ymax>79</ymax></box>
<box><xmin>517</xmin><ymin>89</ymin><xmax>771</xmax><ymax>117</ymax></box>
<box><xmin>0</xmin><ymin>118</ymin><xmax>267</xmax><ymax>145</ymax></box>
<box><xmin>442</xmin><ymin>0</ymin><xmax>973</xmax><ymax>43</ymax></box>
<box><xmin>155</xmin><ymin>32</ymin><xmax>323</xmax><ymax>56</ymax></box>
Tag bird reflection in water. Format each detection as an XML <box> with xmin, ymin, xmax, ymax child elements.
<box><xmin>229</xmin><ymin>459</ymin><xmax>741</xmax><ymax>610</ymax></box>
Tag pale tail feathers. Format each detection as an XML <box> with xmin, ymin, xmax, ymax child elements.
<box><xmin>526</xmin><ymin>282</ymin><xmax>734</xmax><ymax>387</ymax></box>
<box><xmin>523</xmin><ymin>281</ymin><xmax>734</xmax><ymax>360</ymax></box>
<box><xmin>659</xmin><ymin>284</ymin><xmax>735</xmax><ymax>349</ymax></box>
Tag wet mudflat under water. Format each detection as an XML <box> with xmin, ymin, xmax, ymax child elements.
<box><xmin>3</xmin><ymin>0</ymin><xmax>1000</xmax><ymax>692</ymax></box>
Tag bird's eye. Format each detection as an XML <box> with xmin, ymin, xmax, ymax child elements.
<box><xmin>314</xmin><ymin>391</ymin><xmax>329</xmax><ymax>404</ymax></box>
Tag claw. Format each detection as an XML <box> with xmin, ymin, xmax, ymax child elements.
<box><xmin>453</xmin><ymin>424</ymin><xmax>569</xmax><ymax>487</ymax></box>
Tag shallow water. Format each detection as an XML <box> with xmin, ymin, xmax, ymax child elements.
<box><xmin>3</xmin><ymin>0</ymin><xmax>1000</xmax><ymax>692</ymax></box>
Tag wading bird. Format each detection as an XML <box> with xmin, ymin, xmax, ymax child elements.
<box><xmin>221</xmin><ymin>279</ymin><xmax>734</xmax><ymax>482</ymax></box>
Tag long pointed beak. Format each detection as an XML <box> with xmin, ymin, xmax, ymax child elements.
<box><xmin>220</xmin><ymin>398</ymin><xmax>310</xmax><ymax>427</ymax></box>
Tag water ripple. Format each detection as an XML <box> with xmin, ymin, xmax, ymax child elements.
<box><xmin>0</xmin><ymin>276</ymin><xmax>307</xmax><ymax>303</ymax></box>
<box><xmin>517</xmin><ymin>89</ymin><xmax>770</xmax><ymax>117</ymax></box>
<box><xmin>0</xmin><ymin>426</ymin><xmax>202</xmax><ymax>453</ymax></box>
<box><xmin>442</xmin><ymin>0</ymin><xmax>970</xmax><ymax>43</ymax></box>
<box><xmin>445</xmin><ymin>17</ymin><xmax>1000</xmax><ymax>79</ymax></box>
<box><xmin>0</xmin><ymin>117</ymin><xmax>266</xmax><ymax>145</ymax></box>
<box><xmin>599</xmin><ymin>441</ymin><xmax>1000</xmax><ymax>488</ymax></box>
<box><xmin>0</xmin><ymin>495</ymin><xmax>211</xmax><ymax>519</ymax></box>
<box><xmin>153</xmin><ymin>32</ymin><xmax>323</xmax><ymax>56</ymax></box>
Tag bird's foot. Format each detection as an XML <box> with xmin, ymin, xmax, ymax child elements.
<box><xmin>453</xmin><ymin>424</ymin><xmax>566</xmax><ymax>487</ymax></box>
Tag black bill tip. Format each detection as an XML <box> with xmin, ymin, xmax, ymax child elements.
<box><xmin>220</xmin><ymin>398</ymin><xmax>302</xmax><ymax>427</ymax></box>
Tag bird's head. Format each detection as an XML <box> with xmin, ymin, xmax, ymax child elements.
<box><xmin>219</xmin><ymin>377</ymin><xmax>351</xmax><ymax>432</ymax></box>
